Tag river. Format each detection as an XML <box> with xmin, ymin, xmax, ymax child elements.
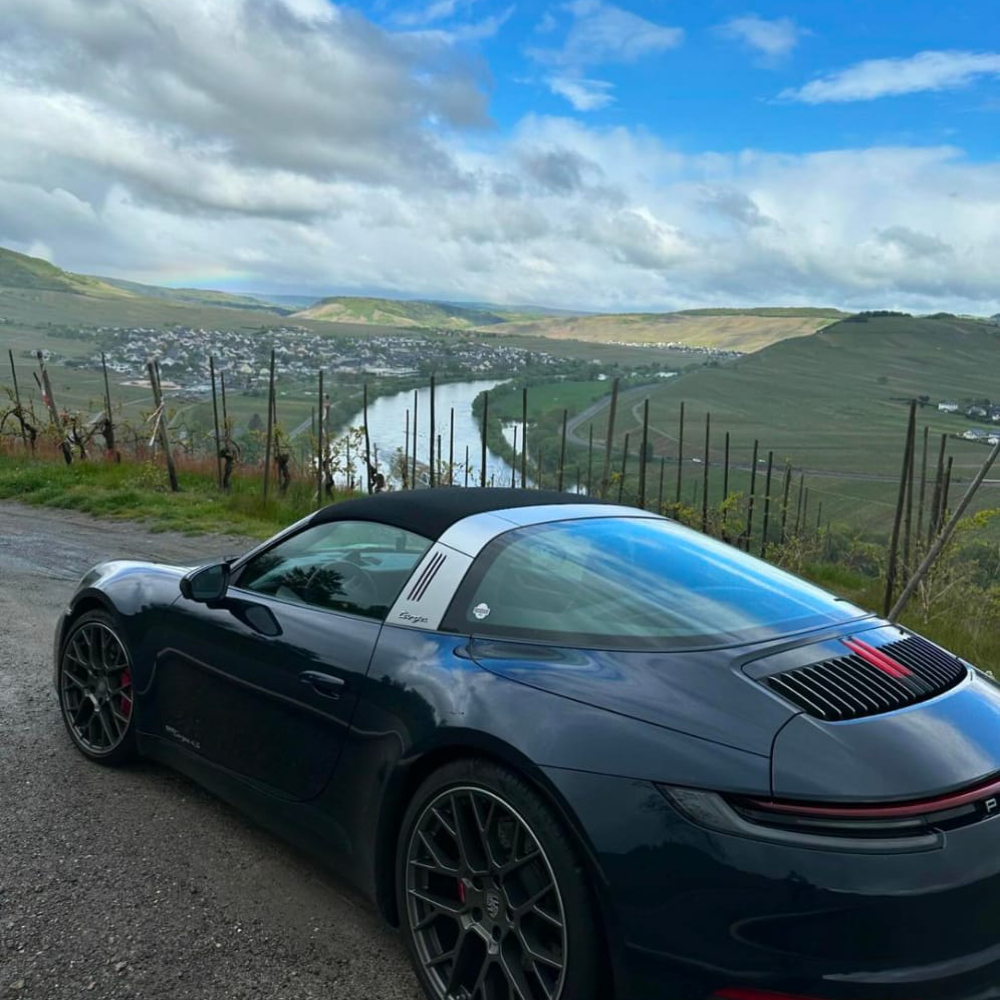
<box><xmin>340</xmin><ymin>378</ymin><xmax>515</xmax><ymax>487</ymax></box>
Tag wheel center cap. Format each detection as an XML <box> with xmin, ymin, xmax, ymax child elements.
<box><xmin>485</xmin><ymin>890</ymin><xmax>501</xmax><ymax>920</ymax></box>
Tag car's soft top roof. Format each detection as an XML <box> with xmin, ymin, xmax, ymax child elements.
<box><xmin>310</xmin><ymin>488</ymin><xmax>610</xmax><ymax>541</ymax></box>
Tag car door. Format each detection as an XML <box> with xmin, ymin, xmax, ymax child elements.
<box><xmin>149</xmin><ymin>519</ymin><xmax>431</xmax><ymax>801</ymax></box>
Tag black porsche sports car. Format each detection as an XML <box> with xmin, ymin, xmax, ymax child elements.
<box><xmin>54</xmin><ymin>489</ymin><xmax>1000</xmax><ymax>1000</ymax></box>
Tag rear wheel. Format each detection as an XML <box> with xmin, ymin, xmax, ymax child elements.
<box><xmin>58</xmin><ymin>610</ymin><xmax>136</xmax><ymax>766</ymax></box>
<box><xmin>398</xmin><ymin>759</ymin><xmax>601</xmax><ymax>1000</ymax></box>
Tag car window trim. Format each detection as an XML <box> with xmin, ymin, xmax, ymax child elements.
<box><xmin>228</xmin><ymin>584</ymin><xmax>390</xmax><ymax>627</ymax></box>
<box><xmin>231</xmin><ymin>518</ymin><xmax>433</xmax><ymax>622</ymax></box>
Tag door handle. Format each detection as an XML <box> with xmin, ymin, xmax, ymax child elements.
<box><xmin>301</xmin><ymin>671</ymin><xmax>345</xmax><ymax>698</ymax></box>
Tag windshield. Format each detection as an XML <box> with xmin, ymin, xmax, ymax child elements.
<box><xmin>447</xmin><ymin>516</ymin><xmax>867</xmax><ymax>650</ymax></box>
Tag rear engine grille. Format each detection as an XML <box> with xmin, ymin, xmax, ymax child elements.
<box><xmin>763</xmin><ymin>634</ymin><xmax>967</xmax><ymax>722</ymax></box>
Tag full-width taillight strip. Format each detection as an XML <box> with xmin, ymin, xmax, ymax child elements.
<box><xmin>744</xmin><ymin>772</ymin><xmax>1000</xmax><ymax>821</ymax></box>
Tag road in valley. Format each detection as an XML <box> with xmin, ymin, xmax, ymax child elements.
<box><xmin>0</xmin><ymin>503</ymin><xmax>420</xmax><ymax>1000</ymax></box>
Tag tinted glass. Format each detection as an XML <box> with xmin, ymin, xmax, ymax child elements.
<box><xmin>238</xmin><ymin>521</ymin><xmax>431</xmax><ymax>621</ymax></box>
<box><xmin>450</xmin><ymin>517</ymin><xmax>866</xmax><ymax>649</ymax></box>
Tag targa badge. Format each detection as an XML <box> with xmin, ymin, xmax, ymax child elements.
<box><xmin>473</xmin><ymin>602</ymin><xmax>491</xmax><ymax>620</ymax></box>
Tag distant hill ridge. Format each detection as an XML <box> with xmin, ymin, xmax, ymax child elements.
<box><xmin>293</xmin><ymin>295</ymin><xmax>512</xmax><ymax>328</ymax></box>
<box><xmin>0</xmin><ymin>246</ymin><xmax>128</xmax><ymax>297</ymax></box>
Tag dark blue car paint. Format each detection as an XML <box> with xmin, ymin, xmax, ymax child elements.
<box><xmin>53</xmin><ymin>556</ymin><xmax>1000</xmax><ymax>999</ymax></box>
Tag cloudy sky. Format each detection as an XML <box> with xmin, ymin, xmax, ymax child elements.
<box><xmin>1</xmin><ymin>0</ymin><xmax>998</xmax><ymax>312</ymax></box>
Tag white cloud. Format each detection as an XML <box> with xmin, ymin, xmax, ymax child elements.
<box><xmin>546</xmin><ymin>76</ymin><xmax>615</xmax><ymax>111</ymax></box>
<box><xmin>396</xmin><ymin>0</ymin><xmax>477</xmax><ymax>25</ymax></box>
<box><xmin>1</xmin><ymin>1</ymin><xmax>999</xmax><ymax>313</ymax></box>
<box><xmin>529</xmin><ymin>2</ymin><xmax>683</xmax><ymax>111</ymax></box>
<box><xmin>719</xmin><ymin>14</ymin><xmax>804</xmax><ymax>61</ymax></box>
<box><xmin>529</xmin><ymin>1</ymin><xmax>683</xmax><ymax>68</ymax></box>
<box><xmin>783</xmin><ymin>50</ymin><xmax>1000</xmax><ymax>103</ymax></box>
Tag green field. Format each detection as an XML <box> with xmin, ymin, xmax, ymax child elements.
<box><xmin>553</xmin><ymin>315</ymin><xmax>1000</xmax><ymax>532</ymax></box>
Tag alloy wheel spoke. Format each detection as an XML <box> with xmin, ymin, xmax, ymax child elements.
<box><xmin>62</xmin><ymin>668</ymin><xmax>89</xmax><ymax>691</ymax></box>
<box><xmin>415</xmin><ymin>829</ymin><xmax>459</xmax><ymax>876</ymax></box>
<box><xmin>498</xmin><ymin>949</ymin><xmax>535</xmax><ymax>1000</ymax></box>
<box><xmin>408</xmin><ymin>886</ymin><xmax>464</xmax><ymax>917</ymax></box>
<box><xmin>452</xmin><ymin>792</ymin><xmax>489</xmax><ymax>876</ymax></box>
<box><xmin>444</xmin><ymin>926</ymin><xmax>487</xmax><ymax>995</ymax></box>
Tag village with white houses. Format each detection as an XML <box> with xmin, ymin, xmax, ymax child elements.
<box><xmin>937</xmin><ymin>398</ymin><xmax>1000</xmax><ymax>445</ymax></box>
<box><xmin>49</xmin><ymin>323</ymin><xmax>571</xmax><ymax>392</ymax></box>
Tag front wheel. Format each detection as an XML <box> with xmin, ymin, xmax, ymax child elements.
<box><xmin>58</xmin><ymin>610</ymin><xmax>137</xmax><ymax>766</ymax></box>
<box><xmin>398</xmin><ymin>759</ymin><xmax>602</xmax><ymax>1000</ymax></box>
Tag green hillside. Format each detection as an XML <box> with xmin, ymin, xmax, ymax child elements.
<box><xmin>582</xmin><ymin>313</ymin><xmax>1000</xmax><ymax>533</ymax></box>
<box><xmin>0</xmin><ymin>247</ymin><xmax>128</xmax><ymax>297</ymax></box>
<box><xmin>295</xmin><ymin>296</ymin><xmax>510</xmax><ymax>328</ymax></box>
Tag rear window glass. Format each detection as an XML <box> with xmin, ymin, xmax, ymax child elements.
<box><xmin>445</xmin><ymin>516</ymin><xmax>866</xmax><ymax>650</ymax></box>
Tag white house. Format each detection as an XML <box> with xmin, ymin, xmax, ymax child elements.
<box><xmin>938</xmin><ymin>401</ymin><xmax>959</xmax><ymax>413</ymax></box>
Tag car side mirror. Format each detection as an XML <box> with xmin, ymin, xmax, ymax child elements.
<box><xmin>180</xmin><ymin>562</ymin><xmax>230</xmax><ymax>603</ymax></box>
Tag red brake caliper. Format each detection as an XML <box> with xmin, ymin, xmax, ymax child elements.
<box><xmin>457</xmin><ymin>880</ymin><xmax>466</xmax><ymax>904</ymax></box>
<box><xmin>120</xmin><ymin>668</ymin><xmax>132</xmax><ymax>718</ymax></box>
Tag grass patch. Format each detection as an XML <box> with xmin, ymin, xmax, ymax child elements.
<box><xmin>0</xmin><ymin>453</ymin><xmax>359</xmax><ymax>539</ymax></box>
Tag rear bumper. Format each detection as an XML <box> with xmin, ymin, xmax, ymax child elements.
<box><xmin>542</xmin><ymin>766</ymin><xmax>1000</xmax><ymax>1000</ymax></box>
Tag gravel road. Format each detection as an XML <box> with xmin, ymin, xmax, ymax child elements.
<box><xmin>0</xmin><ymin>503</ymin><xmax>420</xmax><ymax>1000</ymax></box>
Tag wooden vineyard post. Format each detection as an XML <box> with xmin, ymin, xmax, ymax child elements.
<box><xmin>403</xmin><ymin>409</ymin><xmax>410</xmax><ymax>490</ymax></box>
<box><xmin>638</xmin><ymin>400</ymin><xmax>649</xmax><ymax>508</ymax></box>
<box><xmin>618</xmin><ymin>433</ymin><xmax>630</xmax><ymax>503</ymax></box>
<box><xmin>36</xmin><ymin>352</ymin><xmax>71</xmax><ymax>464</ymax></box>
<box><xmin>586</xmin><ymin>425</ymin><xmax>594</xmax><ymax>496</ymax></box>
<box><xmin>363</xmin><ymin>383</ymin><xmax>372</xmax><ymax>494</ymax></box>
<box><xmin>916</xmin><ymin>426</ymin><xmax>929</xmax><ymax>542</ymax></box>
<box><xmin>883</xmin><ymin>401</ymin><xmax>917</xmax><ymax>617</ymax></box>
<box><xmin>903</xmin><ymin>421</ymin><xmax>916</xmax><ymax>576</ymax></box>
<box><xmin>558</xmin><ymin>408</ymin><xmax>569</xmax><ymax>492</ymax></box>
<box><xmin>521</xmin><ymin>387</ymin><xmax>528</xmax><ymax>489</ymax></box>
<box><xmin>148</xmin><ymin>361</ymin><xmax>179</xmax><ymax>492</ymax></box>
<box><xmin>449</xmin><ymin>407</ymin><xmax>455</xmax><ymax>486</ymax></box>
<box><xmin>745</xmin><ymin>439</ymin><xmax>759</xmax><ymax>551</ymax></box>
<box><xmin>657</xmin><ymin>456</ymin><xmax>666</xmax><ymax>513</ymax></box>
<box><xmin>928</xmin><ymin>434</ymin><xmax>947</xmax><ymax>541</ymax></box>
<box><xmin>759</xmin><ymin>450</ymin><xmax>774</xmax><ymax>558</ymax></box>
<box><xmin>675</xmin><ymin>401</ymin><xmax>685</xmax><ymax>504</ymax></box>
<box><xmin>262</xmin><ymin>348</ymin><xmax>276</xmax><ymax>501</ymax></box>
<box><xmin>101</xmin><ymin>352</ymin><xmax>118</xmax><ymax>461</ymax></box>
<box><xmin>8</xmin><ymin>349</ymin><xmax>28</xmax><ymax>451</ymax></box>
<box><xmin>510</xmin><ymin>427</ymin><xmax>518</xmax><ymax>487</ymax></box>
<box><xmin>722</xmin><ymin>431</ymin><xmax>731</xmax><ymax>536</ymax></box>
<box><xmin>316</xmin><ymin>371</ymin><xmax>324</xmax><ymax>504</ymax></box>
<box><xmin>428</xmin><ymin>375</ymin><xmax>436</xmax><ymax>489</ymax></box>
<box><xmin>464</xmin><ymin>445</ymin><xmax>470</xmax><ymax>488</ymax></box>
<box><xmin>942</xmin><ymin>456</ymin><xmax>954</xmax><ymax>523</ymax></box>
<box><xmin>210</xmin><ymin>356</ymin><xmax>222</xmax><ymax>488</ymax></box>
<box><xmin>480</xmin><ymin>391</ymin><xmax>488</xmax><ymax>488</ymax></box>
<box><xmin>701</xmin><ymin>412</ymin><xmax>710</xmax><ymax>532</ymax></box>
<box><xmin>412</xmin><ymin>390</ymin><xmax>419</xmax><ymax>490</ymax></box>
<box><xmin>779</xmin><ymin>461</ymin><xmax>792</xmax><ymax>544</ymax></box>
<box><xmin>794</xmin><ymin>473</ymin><xmax>805</xmax><ymax>535</ymax></box>
<box><xmin>600</xmin><ymin>378</ymin><xmax>619</xmax><ymax>499</ymax></box>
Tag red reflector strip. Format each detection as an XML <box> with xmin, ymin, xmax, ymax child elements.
<box><xmin>843</xmin><ymin>637</ymin><xmax>911</xmax><ymax>678</ymax></box>
<box><xmin>744</xmin><ymin>773</ymin><xmax>1000</xmax><ymax>820</ymax></box>
<box><xmin>712</xmin><ymin>990</ymin><xmax>822</xmax><ymax>1000</ymax></box>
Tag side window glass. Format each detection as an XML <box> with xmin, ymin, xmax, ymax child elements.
<box><xmin>238</xmin><ymin>521</ymin><xmax>431</xmax><ymax>621</ymax></box>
